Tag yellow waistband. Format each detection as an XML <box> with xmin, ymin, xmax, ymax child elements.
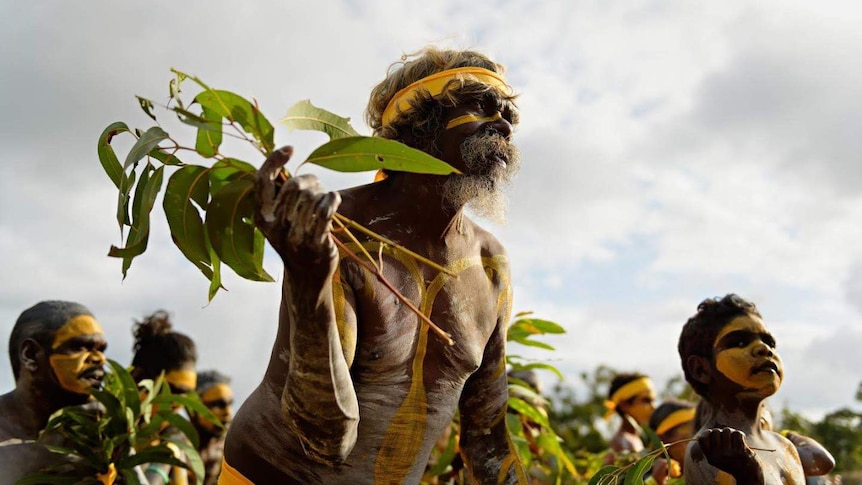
<box><xmin>381</xmin><ymin>66</ymin><xmax>510</xmax><ymax>127</ymax></box>
<box><xmin>218</xmin><ymin>458</ymin><xmax>254</xmax><ymax>485</ymax></box>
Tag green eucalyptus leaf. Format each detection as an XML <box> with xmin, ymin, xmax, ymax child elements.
<box><xmin>162</xmin><ymin>412</ymin><xmax>201</xmax><ymax>450</ymax></box>
<box><xmin>124</xmin><ymin>126</ymin><xmax>169</xmax><ymax>169</ymax></box>
<box><xmin>515</xmin><ymin>318</ymin><xmax>566</xmax><ymax>334</ymax></box>
<box><xmin>205</xmin><ymin>229</ymin><xmax>224</xmax><ymax>301</ymax></box>
<box><xmin>97</xmin><ymin>122</ymin><xmax>130</xmax><ymax>190</ymax></box>
<box><xmin>107</xmin><ymin>359</ymin><xmax>141</xmax><ymax>418</ymax></box>
<box><xmin>623</xmin><ymin>454</ymin><xmax>657</xmax><ymax>485</ymax></box>
<box><xmin>281</xmin><ymin>99</ymin><xmax>360</xmax><ymax>140</ymax></box>
<box><xmin>205</xmin><ymin>175</ymin><xmax>273</xmax><ymax>282</ymax></box>
<box><xmin>588</xmin><ymin>465</ymin><xmax>619</xmax><ymax>485</ymax></box>
<box><xmin>195</xmin><ymin>89</ymin><xmax>274</xmax><ymax>154</ymax></box>
<box><xmin>168</xmin><ymin>438</ymin><xmax>205</xmax><ymax>485</ymax></box>
<box><xmin>194</xmin><ymin>104</ymin><xmax>223</xmax><ymax>158</ymax></box>
<box><xmin>510</xmin><ymin>337</ymin><xmax>555</xmax><ymax>351</ymax></box>
<box><xmin>164</xmin><ymin>165</ymin><xmax>214</xmax><ymax>280</ymax></box>
<box><xmin>109</xmin><ymin>165</ymin><xmax>164</xmax><ymax>277</ymax></box>
<box><xmin>148</xmin><ymin>148</ymin><xmax>183</xmax><ymax>166</ymax></box>
<box><xmin>136</xmin><ymin>96</ymin><xmax>157</xmax><ymax>122</ymax></box>
<box><xmin>514</xmin><ymin>362</ymin><xmax>565</xmax><ymax>381</ymax></box>
<box><xmin>304</xmin><ymin>136</ymin><xmax>459</xmax><ymax>175</ymax></box>
<box><xmin>507</xmin><ymin>396</ymin><xmax>551</xmax><ymax>429</ymax></box>
<box><xmin>116</xmin><ymin>168</ymin><xmax>136</xmax><ymax>231</ymax></box>
<box><xmin>209</xmin><ymin>158</ymin><xmax>256</xmax><ymax>195</ymax></box>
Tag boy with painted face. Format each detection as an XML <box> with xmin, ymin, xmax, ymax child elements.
<box><xmin>678</xmin><ymin>294</ymin><xmax>805</xmax><ymax>484</ymax></box>
<box><xmin>604</xmin><ymin>373</ymin><xmax>657</xmax><ymax>459</ymax></box>
<box><xmin>0</xmin><ymin>301</ymin><xmax>108</xmax><ymax>484</ymax></box>
<box><xmin>192</xmin><ymin>370</ymin><xmax>233</xmax><ymax>485</ymax></box>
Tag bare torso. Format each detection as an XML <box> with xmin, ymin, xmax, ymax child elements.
<box><xmin>226</xmin><ymin>180</ymin><xmax>517</xmax><ymax>484</ymax></box>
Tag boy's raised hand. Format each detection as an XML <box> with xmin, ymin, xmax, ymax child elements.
<box><xmin>699</xmin><ymin>427</ymin><xmax>764</xmax><ymax>484</ymax></box>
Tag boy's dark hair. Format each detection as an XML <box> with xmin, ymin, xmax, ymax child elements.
<box><xmin>649</xmin><ymin>398</ymin><xmax>695</xmax><ymax>434</ymax></box>
<box><xmin>9</xmin><ymin>301</ymin><xmax>93</xmax><ymax>380</ymax></box>
<box><xmin>608</xmin><ymin>372</ymin><xmax>648</xmax><ymax>417</ymax></box>
<box><xmin>130</xmin><ymin>310</ymin><xmax>196</xmax><ymax>381</ymax></box>
<box><xmin>678</xmin><ymin>294</ymin><xmax>761</xmax><ymax>398</ymax></box>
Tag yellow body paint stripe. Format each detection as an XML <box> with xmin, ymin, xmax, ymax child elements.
<box><xmin>165</xmin><ymin>369</ymin><xmax>197</xmax><ymax>391</ymax></box>
<box><xmin>52</xmin><ymin>315</ymin><xmax>103</xmax><ymax>349</ymax></box>
<box><xmin>340</xmin><ymin>243</ymin><xmax>518</xmax><ymax>481</ymax></box>
<box><xmin>445</xmin><ymin>112</ymin><xmax>502</xmax><ymax>130</ymax></box>
<box><xmin>331</xmin><ymin>269</ymin><xmax>357</xmax><ymax>366</ymax></box>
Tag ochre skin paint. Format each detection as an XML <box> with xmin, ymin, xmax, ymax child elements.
<box><xmin>196</xmin><ymin>383</ymin><xmax>234</xmax><ymax>433</ymax></box>
<box><xmin>48</xmin><ymin>315</ymin><xmax>106</xmax><ymax>395</ymax></box>
<box><xmin>713</xmin><ymin>314</ymin><xmax>782</xmax><ymax>392</ymax></box>
<box><xmin>165</xmin><ymin>369</ymin><xmax>198</xmax><ymax>394</ymax></box>
<box><xmin>330</xmin><ymin>241</ymin><xmax>524</xmax><ymax>484</ymax></box>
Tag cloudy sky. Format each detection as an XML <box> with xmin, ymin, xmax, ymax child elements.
<box><xmin>1</xmin><ymin>0</ymin><xmax>860</xmax><ymax>424</ymax></box>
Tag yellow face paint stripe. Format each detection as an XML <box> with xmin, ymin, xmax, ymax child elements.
<box><xmin>200</xmin><ymin>383</ymin><xmax>233</xmax><ymax>403</ymax></box>
<box><xmin>165</xmin><ymin>369</ymin><xmax>197</xmax><ymax>391</ymax></box>
<box><xmin>53</xmin><ymin>315</ymin><xmax>104</xmax><ymax>350</ymax></box>
<box><xmin>445</xmin><ymin>112</ymin><xmax>503</xmax><ymax>130</ymax></box>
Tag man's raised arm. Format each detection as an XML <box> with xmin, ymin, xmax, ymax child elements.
<box><xmin>255</xmin><ymin>146</ymin><xmax>360</xmax><ymax>464</ymax></box>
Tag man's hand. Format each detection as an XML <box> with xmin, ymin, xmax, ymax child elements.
<box><xmin>255</xmin><ymin>146</ymin><xmax>341</xmax><ymax>279</ymax></box>
<box><xmin>698</xmin><ymin>427</ymin><xmax>764</xmax><ymax>484</ymax></box>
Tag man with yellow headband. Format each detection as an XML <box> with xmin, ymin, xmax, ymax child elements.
<box><xmin>225</xmin><ymin>46</ymin><xmax>526</xmax><ymax>483</ymax></box>
<box><xmin>678</xmin><ymin>294</ymin><xmax>805</xmax><ymax>484</ymax></box>
<box><xmin>191</xmin><ymin>370</ymin><xmax>233</xmax><ymax>485</ymax></box>
<box><xmin>0</xmin><ymin>301</ymin><xmax>108</xmax><ymax>484</ymax></box>
<box><xmin>603</xmin><ymin>372</ymin><xmax>657</xmax><ymax>462</ymax></box>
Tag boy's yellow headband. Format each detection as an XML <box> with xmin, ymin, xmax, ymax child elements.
<box><xmin>381</xmin><ymin>67</ymin><xmax>511</xmax><ymax>128</ymax></box>
<box><xmin>603</xmin><ymin>377</ymin><xmax>655</xmax><ymax>421</ymax></box>
<box><xmin>656</xmin><ymin>407</ymin><xmax>696</xmax><ymax>436</ymax></box>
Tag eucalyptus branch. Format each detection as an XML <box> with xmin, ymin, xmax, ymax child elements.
<box><xmin>331</xmin><ymin>236</ymin><xmax>455</xmax><ymax>346</ymax></box>
<box><xmin>333</xmin><ymin>213</ymin><xmax>457</xmax><ymax>277</ymax></box>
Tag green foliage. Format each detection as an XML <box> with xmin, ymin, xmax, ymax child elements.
<box><xmin>20</xmin><ymin>359</ymin><xmax>219</xmax><ymax>484</ymax></box>
<box><xmin>98</xmin><ymin>70</ymin><xmax>458</xmax><ymax>299</ymax></box>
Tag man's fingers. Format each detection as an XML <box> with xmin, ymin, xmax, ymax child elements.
<box><xmin>257</xmin><ymin>146</ymin><xmax>294</xmax><ymax>222</ymax></box>
<box><xmin>313</xmin><ymin>192</ymin><xmax>341</xmax><ymax>246</ymax></box>
<box><xmin>260</xmin><ymin>146</ymin><xmax>294</xmax><ymax>178</ymax></box>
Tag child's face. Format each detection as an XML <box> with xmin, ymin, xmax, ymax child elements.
<box><xmin>711</xmin><ymin>313</ymin><xmax>783</xmax><ymax>396</ymax></box>
<box><xmin>622</xmin><ymin>391</ymin><xmax>656</xmax><ymax>426</ymax></box>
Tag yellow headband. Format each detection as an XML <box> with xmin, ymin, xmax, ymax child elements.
<box><xmin>603</xmin><ymin>377</ymin><xmax>655</xmax><ymax>421</ymax></box>
<box><xmin>165</xmin><ymin>369</ymin><xmax>197</xmax><ymax>391</ymax></box>
<box><xmin>656</xmin><ymin>408</ymin><xmax>696</xmax><ymax>436</ymax></box>
<box><xmin>52</xmin><ymin>315</ymin><xmax>104</xmax><ymax>350</ymax></box>
<box><xmin>381</xmin><ymin>67</ymin><xmax>511</xmax><ymax>127</ymax></box>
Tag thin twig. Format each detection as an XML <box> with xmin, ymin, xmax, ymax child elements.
<box><xmin>333</xmin><ymin>213</ymin><xmax>457</xmax><ymax>277</ymax></box>
<box><xmin>332</xmin><ymin>236</ymin><xmax>454</xmax><ymax>346</ymax></box>
<box><xmin>332</xmin><ymin>218</ymin><xmax>380</xmax><ymax>273</ymax></box>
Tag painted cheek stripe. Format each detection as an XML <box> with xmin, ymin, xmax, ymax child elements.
<box><xmin>445</xmin><ymin>112</ymin><xmax>502</xmax><ymax>130</ymax></box>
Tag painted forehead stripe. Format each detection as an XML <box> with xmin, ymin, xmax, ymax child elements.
<box><xmin>602</xmin><ymin>377</ymin><xmax>655</xmax><ymax>421</ymax></box>
<box><xmin>52</xmin><ymin>315</ymin><xmax>104</xmax><ymax>350</ymax></box>
<box><xmin>656</xmin><ymin>408</ymin><xmax>696</xmax><ymax>436</ymax></box>
<box><xmin>381</xmin><ymin>67</ymin><xmax>511</xmax><ymax>127</ymax></box>
<box><xmin>200</xmin><ymin>383</ymin><xmax>233</xmax><ymax>402</ymax></box>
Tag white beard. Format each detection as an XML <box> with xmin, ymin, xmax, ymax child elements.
<box><xmin>441</xmin><ymin>132</ymin><xmax>521</xmax><ymax>224</ymax></box>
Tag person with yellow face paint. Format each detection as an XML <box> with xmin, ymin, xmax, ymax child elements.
<box><xmin>191</xmin><ymin>370</ymin><xmax>233</xmax><ymax>485</ymax></box>
<box><xmin>0</xmin><ymin>301</ymin><xmax>110</xmax><ymax>485</ymax></box>
<box><xmin>129</xmin><ymin>310</ymin><xmax>198</xmax><ymax>485</ymax></box>
<box><xmin>678</xmin><ymin>294</ymin><xmax>806</xmax><ymax>484</ymax></box>
<box><xmin>603</xmin><ymin>373</ymin><xmax>657</xmax><ymax>463</ymax></box>
<box><xmin>644</xmin><ymin>399</ymin><xmax>696</xmax><ymax>484</ymax></box>
<box><xmin>225</xmin><ymin>46</ymin><xmax>526</xmax><ymax>484</ymax></box>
